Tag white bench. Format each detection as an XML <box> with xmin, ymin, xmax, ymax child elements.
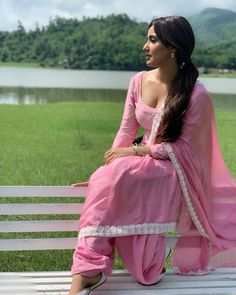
<box><xmin>0</xmin><ymin>186</ymin><xmax>236</xmax><ymax>295</ymax></box>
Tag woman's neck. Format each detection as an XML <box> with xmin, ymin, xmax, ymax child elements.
<box><xmin>154</xmin><ymin>61</ymin><xmax>178</xmax><ymax>84</ymax></box>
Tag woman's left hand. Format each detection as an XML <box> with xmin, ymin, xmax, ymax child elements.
<box><xmin>104</xmin><ymin>147</ymin><xmax>133</xmax><ymax>165</ymax></box>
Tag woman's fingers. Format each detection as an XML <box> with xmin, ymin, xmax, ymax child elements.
<box><xmin>105</xmin><ymin>151</ymin><xmax>118</xmax><ymax>164</ymax></box>
<box><xmin>104</xmin><ymin>150</ymin><xmax>110</xmax><ymax>158</ymax></box>
<box><xmin>105</xmin><ymin>154</ymin><xmax>114</xmax><ymax>164</ymax></box>
<box><xmin>104</xmin><ymin>148</ymin><xmax>115</xmax><ymax>163</ymax></box>
<box><xmin>104</xmin><ymin>148</ymin><xmax>127</xmax><ymax>165</ymax></box>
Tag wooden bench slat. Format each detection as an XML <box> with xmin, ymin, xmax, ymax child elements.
<box><xmin>0</xmin><ymin>289</ymin><xmax>36</xmax><ymax>295</ymax></box>
<box><xmin>2</xmin><ymin>270</ymin><xmax>236</xmax><ymax>295</ymax></box>
<box><xmin>0</xmin><ymin>220</ymin><xmax>78</xmax><ymax>233</ymax></box>
<box><xmin>87</xmin><ymin>277</ymin><xmax>236</xmax><ymax>290</ymax></box>
<box><xmin>4</xmin><ymin>271</ymin><xmax>72</xmax><ymax>277</ymax></box>
<box><xmin>94</xmin><ymin>289</ymin><xmax>236</xmax><ymax>295</ymax></box>
<box><xmin>25</xmin><ymin>280</ymin><xmax>236</xmax><ymax>293</ymax></box>
<box><xmin>34</xmin><ymin>291</ymin><xmax>236</xmax><ymax>295</ymax></box>
<box><xmin>17</xmin><ymin>268</ymin><xmax>236</xmax><ymax>283</ymax></box>
<box><xmin>0</xmin><ymin>238</ymin><xmax>77</xmax><ymax>251</ymax></box>
<box><xmin>33</xmin><ymin>281</ymin><xmax>236</xmax><ymax>292</ymax></box>
<box><xmin>42</xmin><ymin>292</ymin><xmax>236</xmax><ymax>295</ymax></box>
<box><xmin>0</xmin><ymin>203</ymin><xmax>83</xmax><ymax>215</ymax></box>
<box><xmin>0</xmin><ymin>274</ymin><xmax>37</xmax><ymax>294</ymax></box>
<box><xmin>25</xmin><ymin>273</ymin><xmax>236</xmax><ymax>284</ymax></box>
<box><xmin>0</xmin><ymin>237</ymin><xmax>175</xmax><ymax>251</ymax></box>
<box><xmin>0</xmin><ymin>186</ymin><xmax>87</xmax><ymax>197</ymax></box>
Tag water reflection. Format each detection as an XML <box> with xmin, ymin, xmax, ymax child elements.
<box><xmin>0</xmin><ymin>87</ymin><xmax>126</xmax><ymax>105</ymax></box>
<box><xmin>0</xmin><ymin>87</ymin><xmax>235</xmax><ymax>110</ymax></box>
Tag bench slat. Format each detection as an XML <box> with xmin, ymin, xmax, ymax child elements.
<box><xmin>0</xmin><ymin>238</ymin><xmax>77</xmax><ymax>251</ymax></box>
<box><xmin>0</xmin><ymin>186</ymin><xmax>87</xmax><ymax>197</ymax></box>
<box><xmin>144</xmin><ymin>280</ymin><xmax>236</xmax><ymax>289</ymax></box>
<box><xmin>0</xmin><ymin>237</ymin><xmax>176</xmax><ymax>251</ymax></box>
<box><xmin>94</xmin><ymin>289</ymin><xmax>236</xmax><ymax>295</ymax></box>
<box><xmin>2</xmin><ymin>270</ymin><xmax>236</xmax><ymax>295</ymax></box>
<box><xmin>0</xmin><ymin>220</ymin><xmax>77</xmax><ymax>232</ymax></box>
<box><xmin>35</xmin><ymin>275</ymin><xmax>236</xmax><ymax>285</ymax></box>
<box><xmin>0</xmin><ymin>203</ymin><xmax>84</xmax><ymax>215</ymax></box>
<box><xmin>3</xmin><ymin>277</ymin><xmax>234</xmax><ymax>295</ymax></box>
<box><xmin>34</xmin><ymin>290</ymin><xmax>236</xmax><ymax>295</ymax></box>
<box><xmin>23</xmin><ymin>280</ymin><xmax>236</xmax><ymax>293</ymax></box>
<box><xmin>12</xmin><ymin>268</ymin><xmax>236</xmax><ymax>280</ymax></box>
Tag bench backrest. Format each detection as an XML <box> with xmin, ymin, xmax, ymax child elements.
<box><xmin>0</xmin><ymin>186</ymin><xmax>86</xmax><ymax>251</ymax></box>
<box><xmin>0</xmin><ymin>185</ymin><xmax>177</xmax><ymax>252</ymax></box>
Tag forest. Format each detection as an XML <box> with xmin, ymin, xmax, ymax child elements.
<box><xmin>0</xmin><ymin>13</ymin><xmax>235</xmax><ymax>71</ymax></box>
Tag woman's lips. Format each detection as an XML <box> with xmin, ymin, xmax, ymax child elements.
<box><xmin>146</xmin><ymin>55</ymin><xmax>152</xmax><ymax>60</ymax></box>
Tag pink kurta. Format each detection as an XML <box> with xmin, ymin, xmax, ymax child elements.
<box><xmin>78</xmin><ymin>71</ymin><xmax>236</xmax><ymax>274</ymax></box>
<box><xmin>79</xmin><ymin>72</ymin><xmax>182</xmax><ymax>239</ymax></box>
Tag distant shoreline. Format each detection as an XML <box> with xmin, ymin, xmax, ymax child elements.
<box><xmin>0</xmin><ymin>62</ymin><xmax>236</xmax><ymax>78</ymax></box>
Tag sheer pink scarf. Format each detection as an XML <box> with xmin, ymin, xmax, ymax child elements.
<box><xmin>167</xmin><ymin>83</ymin><xmax>236</xmax><ymax>274</ymax></box>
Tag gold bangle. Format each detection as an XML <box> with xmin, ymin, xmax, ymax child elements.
<box><xmin>132</xmin><ymin>144</ymin><xmax>139</xmax><ymax>155</ymax></box>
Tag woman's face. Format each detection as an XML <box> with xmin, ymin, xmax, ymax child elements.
<box><xmin>143</xmin><ymin>25</ymin><xmax>173</xmax><ymax>68</ymax></box>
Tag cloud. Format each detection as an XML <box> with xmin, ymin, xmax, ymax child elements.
<box><xmin>0</xmin><ymin>0</ymin><xmax>235</xmax><ymax>31</ymax></box>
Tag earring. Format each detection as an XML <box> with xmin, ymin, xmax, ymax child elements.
<box><xmin>171</xmin><ymin>52</ymin><xmax>175</xmax><ymax>58</ymax></box>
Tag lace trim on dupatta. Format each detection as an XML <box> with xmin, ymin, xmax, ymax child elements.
<box><xmin>147</xmin><ymin>105</ymin><xmax>164</xmax><ymax>145</ymax></box>
<box><xmin>78</xmin><ymin>222</ymin><xmax>176</xmax><ymax>240</ymax></box>
<box><xmin>165</xmin><ymin>143</ymin><xmax>209</xmax><ymax>239</ymax></box>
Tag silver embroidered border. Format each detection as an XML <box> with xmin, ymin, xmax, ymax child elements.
<box><xmin>78</xmin><ymin>222</ymin><xmax>177</xmax><ymax>240</ymax></box>
<box><xmin>165</xmin><ymin>143</ymin><xmax>209</xmax><ymax>239</ymax></box>
<box><xmin>147</xmin><ymin>106</ymin><xmax>164</xmax><ymax>145</ymax></box>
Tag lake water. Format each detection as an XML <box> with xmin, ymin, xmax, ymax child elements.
<box><xmin>0</xmin><ymin>67</ymin><xmax>235</xmax><ymax>110</ymax></box>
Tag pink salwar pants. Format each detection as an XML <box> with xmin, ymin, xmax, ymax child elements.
<box><xmin>71</xmin><ymin>234</ymin><xmax>166</xmax><ymax>285</ymax></box>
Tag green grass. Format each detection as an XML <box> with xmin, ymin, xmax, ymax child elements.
<box><xmin>0</xmin><ymin>102</ymin><xmax>235</xmax><ymax>272</ymax></box>
<box><xmin>216</xmin><ymin>110</ymin><xmax>236</xmax><ymax>177</ymax></box>
<box><xmin>0</xmin><ymin>102</ymin><xmax>123</xmax><ymax>185</ymax></box>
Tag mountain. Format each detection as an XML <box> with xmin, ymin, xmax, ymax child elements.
<box><xmin>189</xmin><ymin>8</ymin><xmax>236</xmax><ymax>45</ymax></box>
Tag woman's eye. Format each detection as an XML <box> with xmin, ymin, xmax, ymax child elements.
<box><xmin>148</xmin><ymin>36</ymin><xmax>158</xmax><ymax>43</ymax></box>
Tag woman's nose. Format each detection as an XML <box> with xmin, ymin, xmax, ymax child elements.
<box><xmin>143</xmin><ymin>42</ymin><xmax>149</xmax><ymax>52</ymax></box>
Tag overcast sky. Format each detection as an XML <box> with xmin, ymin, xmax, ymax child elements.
<box><xmin>1</xmin><ymin>0</ymin><xmax>236</xmax><ymax>31</ymax></box>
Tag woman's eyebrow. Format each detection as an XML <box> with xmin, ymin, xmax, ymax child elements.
<box><xmin>147</xmin><ymin>34</ymin><xmax>157</xmax><ymax>39</ymax></box>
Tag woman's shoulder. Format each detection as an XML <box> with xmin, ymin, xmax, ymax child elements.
<box><xmin>127</xmin><ymin>71</ymin><xmax>145</xmax><ymax>98</ymax></box>
<box><xmin>129</xmin><ymin>71</ymin><xmax>144</xmax><ymax>85</ymax></box>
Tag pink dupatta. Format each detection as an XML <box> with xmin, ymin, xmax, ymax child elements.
<box><xmin>165</xmin><ymin>82</ymin><xmax>236</xmax><ymax>274</ymax></box>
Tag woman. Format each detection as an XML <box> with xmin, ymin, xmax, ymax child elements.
<box><xmin>69</xmin><ymin>16</ymin><xmax>236</xmax><ymax>295</ymax></box>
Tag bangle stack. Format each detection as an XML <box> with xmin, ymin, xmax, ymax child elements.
<box><xmin>132</xmin><ymin>143</ymin><xmax>140</xmax><ymax>156</ymax></box>
<box><xmin>132</xmin><ymin>144</ymin><xmax>138</xmax><ymax>156</ymax></box>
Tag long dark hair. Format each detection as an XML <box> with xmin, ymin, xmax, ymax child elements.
<box><xmin>149</xmin><ymin>16</ymin><xmax>198</xmax><ymax>143</ymax></box>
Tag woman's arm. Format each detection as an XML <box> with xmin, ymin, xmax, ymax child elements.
<box><xmin>112</xmin><ymin>76</ymin><xmax>140</xmax><ymax>148</ymax></box>
<box><xmin>103</xmin><ymin>76</ymin><xmax>141</xmax><ymax>165</ymax></box>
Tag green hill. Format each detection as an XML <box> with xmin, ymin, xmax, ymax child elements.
<box><xmin>189</xmin><ymin>7</ymin><xmax>236</xmax><ymax>44</ymax></box>
<box><xmin>189</xmin><ymin>8</ymin><xmax>236</xmax><ymax>68</ymax></box>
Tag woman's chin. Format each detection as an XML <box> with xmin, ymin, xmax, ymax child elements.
<box><xmin>146</xmin><ymin>61</ymin><xmax>157</xmax><ymax>68</ymax></box>
<box><xmin>145</xmin><ymin>59</ymin><xmax>158</xmax><ymax>68</ymax></box>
